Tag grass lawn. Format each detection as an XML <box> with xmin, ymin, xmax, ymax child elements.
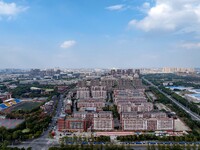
<box><xmin>11</xmin><ymin>102</ymin><xmax>42</xmax><ymax>112</ymax></box>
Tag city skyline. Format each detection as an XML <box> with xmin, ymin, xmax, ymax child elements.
<box><xmin>0</xmin><ymin>0</ymin><xmax>200</xmax><ymax>68</ymax></box>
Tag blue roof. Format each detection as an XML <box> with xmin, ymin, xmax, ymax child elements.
<box><xmin>15</xmin><ymin>99</ymin><xmax>21</xmax><ymax>103</ymax></box>
<box><xmin>192</xmin><ymin>94</ymin><xmax>200</xmax><ymax>98</ymax></box>
<box><xmin>167</xmin><ymin>86</ymin><xmax>188</xmax><ymax>90</ymax></box>
<box><xmin>0</xmin><ymin>104</ymin><xmax>8</xmax><ymax>109</ymax></box>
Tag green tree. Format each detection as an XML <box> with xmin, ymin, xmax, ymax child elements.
<box><xmin>198</xmin><ymin>145</ymin><xmax>200</xmax><ymax>150</ymax></box>
<box><xmin>0</xmin><ymin>141</ymin><xmax>9</xmax><ymax>150</ymax></box>
<box><xmin>147</xmin><ymin>144</ymin><xmax>150</xmax><ymax>150</ymax></box>
<box><xmin>193</xmin><ymin>144</ymin><xmax>197</xmax><ymax>150</ymax></box>
<box><xmin>151</xmin><ymin>144</ymin><xmax>156</xmax><ymax>150</ymax></box>
<box><xmin>186</xmin><ymin>144</ymin><xmax>191</xmax><ymax>150</ymax></box>
<box><xmin>73</xmin><ymin>135</ymin><xmax>77</xmax><ymax>142</ymax></box>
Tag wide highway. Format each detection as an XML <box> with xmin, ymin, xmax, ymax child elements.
<box><xmin>142</xmin><ymin>77</ymin><xmax>200</xmax><ymax>121</ymax></box>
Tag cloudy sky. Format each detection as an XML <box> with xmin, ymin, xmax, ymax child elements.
<box><xmin>0</xmin><ymin>0</ymin><xmax>200</xmax><ymax>68</ymax></box>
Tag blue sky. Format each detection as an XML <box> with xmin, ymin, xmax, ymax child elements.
<box><xmin>0</xmin><ymin>0</ymin><xmax>200</xmax><ymax>68</ymax></box>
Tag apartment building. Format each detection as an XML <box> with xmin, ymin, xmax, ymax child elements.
<box><xmin>90</xmin><ymin>79</ymin><xmax>100</xmax><ymax>86</ymax></box>
<box><xmin>101</xmin><ymin>76</ymin><xmax>118</xmax><ymax>88</ymax></box>
<box><xmin>0</xmin><ymin>92</ymin><xmax>12</xmax><ymax>102</ymax></box>
<box><xmin>93</xmin><ymin>111</ymin><xmax>114</xmax><ymax>131</ymax></box>
<box><xmin>77</xmin><ymin>80</ymin><xmax>87</xmax><ymax>87</ymax></box>
<box><xmin>76</xmin><ymin>87</ymin><xmax>90</xmax><ymax>99</ymax></box>
<box><xmin>121</xmin><ymin>112</ymin><xmax>174</xmax><ymax>131</ymax></box>
<box><xmin>57</xmin><ymin>118</ymin><xmax>87</xmax><ymax>132</ymax></box>
<box><xmin>91</xmin><ymin>86</ymin><xmax>107</xmax><ymax>99</ymax></box>
<box><xmin>77</xmin><ymin>99</ymin><xmax>105</xmax><ymax>111</ymax></box>
<box><xmin>64</xmin><ymin>99</ymin><xmax>72</xmax><ymax>114</ymax></box>
<box><xmin>117</xmin><ymin>102</ymin><xmax>153</xmax><ymax>113</ymax></box>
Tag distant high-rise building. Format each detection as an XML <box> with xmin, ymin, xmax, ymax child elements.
<box><xmin>110</xmin><ymin>69</ymin><xmax>116</xmax><ymax>75</ymax></box>
<box><xmin>162</xmin><ymin>67</ymin><xmax>195</xmax><ymax>74</ymax></box>
<box><xmin>78</xmin><ymin>80</ymin><xmax>87</xmax><ymax>87</ymax></box>
<box><xmin>135</xmin><ymin>69</ymin><xmax>140</xmax><ymax>75</ymax></box>
<box><xmin>90</xmin><ymin>79</ymin><xmax>100</xmax><ymax>86</ymax></box>
<box><xmin>30</xmin><ymin>69</ymin><xmax>41</xmax><ymax>77</ymax></box>
<box><xmin>126</xmin><ymin>69</ymin><xmax>134</xmax><ymax>75</ymax></box>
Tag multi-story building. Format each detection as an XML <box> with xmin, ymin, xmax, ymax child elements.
<box><xmin>114</xmin><ymin>89</ymin><xmax>146</xmax><ymax>102</ymax></box>
<box><xmin>57</xmin><ymin>118</ymin><xmax>65</xmax><ymax>132</ymax></box>
<box><xmin>73</xmin><ymin>111</ymin><xmax>95</xmax><ymax>128</ymax></box>
<box><xmin>64</xmin><ymin>99</ymin><xmax>72</xmax><ymax>114</ymax></box>
<box><xmin>132</xmin><ymin>77</ymin><xmax>143</xmax><ymax>89</ymax></box>
<box><xmin>115</xmin><ymin>98</ymin><xmax>147</xmax><ymax>105</ymax></box>
<box><xmin>162</xmin><ymin>67</ymin><xmax>195</xmax><ymax>74</ymax></box>
<box><xmin>57</xmin><ymin>118</ymin><xmax>87</xmax><ymax>132</ymax></box>
<box><xmin>121</xmin><ymin>112</ymin><xmax>174</xmax><ymax>131</ymax></box>
<box><xmin>117</xmin><ymin>77</ymin><xmax>133</xmax><ymax>89</ymax></box>
<box><xmin>73</xmin><ymin>111</ymin><xmax>88</xmax><ymax>119</ymax></box>
<box><xmin>110</xmin><ymin>69</ymin><xmax>116</xmax><ymax>75</ymax></box>
<box><xmin>76</xmin><ymin>87</ymin><xmax>90</xmax><ymax>99</ymax></box>
<box><xmin>93</xmin><ymin>111</ymin><xmax>114</xmax><ymax>131</ymax></box>
<box><xmin>126</xmin><ymin>69</ymin><xmax>134</xmax><ymax>75</ymax></box>
<box><xmin>101</xmin><ymin>76</ymin><xmax>117</xmax><ymax>88</ymax></box>
<box><xmin>117</xmin><ymin>102</ymin><xmax>153</xmax><ymax>113</ymax></box>
<box><xmin>90</xmin><ymin>79</ymin><xmax>100</xmax><ymax>86</ymax></box>
<box><xmin>135</xmin><ymin>69</ymin><xmax>140</xmax><ymax>75</ymax></box>
<box><xmin>77</xmin><ymin>80</ymin><xmax>87</xmax><ymax>87</ymax></box>
<box><xmin>57</xmin><ymin>86</ymin><xmax>68</xmax><ymax>93</ymax></box>
<box><xmin>91</xmin><ymin>86</ymin><xmax>107</xmax><ymax>99</ymax></box>
<box><xmin>77</xmin><ymin>99</ymin><xmax>105</xmax><ymax>111</ymax></box>
<box><xmin>0</xmin><ymin>92</ymin><xmax>12</xmax><ymax>102</ymax></box>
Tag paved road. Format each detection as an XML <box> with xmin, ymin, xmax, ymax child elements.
<box><xmin>73</xmin><ymin>100</ymin><xmax>77</xmax><ymax>112</ymax></box>
<box><xmin>142</xmin><ymin>77</ymin><xmax>200</xmax><ymax>121</ymax></box>
<box><xmin>11</xmin><ymin>95</ymin><xmax>64</xmax><ymax>150</ymax></box>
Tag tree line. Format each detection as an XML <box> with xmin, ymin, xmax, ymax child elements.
<box><xmin>150</xmin><ymin>87</ymin><xmax>200</xmax><ymax>140</ymax></box>
<box><xmin>0</xmin><ymin>109</ymin><xmax>52</xmax><ymax>145</ymax></box>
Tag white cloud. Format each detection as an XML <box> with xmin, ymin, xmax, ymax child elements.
<box><xmin>129</xmin><ymin>0</ymin><xmax>200</xmax><ymax>32</ymax></box>
<box><xmin>142</xmin><ymin>2</ymin><xmax>151</xmax><ymax>9</ymax></box>
<box><xmin>106</xmin><ymin>4</ymin><xmax>125</xmax><ymax>11</ymax></box>
<box><xmin>60</xmin><ymin>40</ymin><xmax>76</xmax><ymax>49</ymax></box>
<box><xmin>180</xmin><ymin>42</ymin><xmax>200</xmax><ymax>49</ymax></box>
<box><xmin>0</xmin><ymin>1</ymin><xmax>28</xmax><ymax>17</ymax></box>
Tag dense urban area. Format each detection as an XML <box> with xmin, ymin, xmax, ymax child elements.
<box><xmin>0</xmin><ymin>67</ymin><xmax>200</xmax><ymax>150</ymax></box>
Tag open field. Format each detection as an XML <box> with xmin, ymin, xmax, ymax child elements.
<box><xmin>155</xmin><ymin>103</ymin><xmax>191</xmax><ymax>132</ymax></box>
<box><xmin>174</xmin><ymin>118</ymin><xmax>191</xmax><ymax>132</ymax></box>
<box><xmin>11</xmin><ymin>101</ymin><xmax>42</xmax><ymax>112</ymax></box>
<box><xmin>155</xmin><ymin>103</ymin><xmax>171</xmax><ymax>111</ymax></box>
<box><xmin>0</xmin><ymin>119</ymin><xmax>24</xmax><ymax>129</ymax></box>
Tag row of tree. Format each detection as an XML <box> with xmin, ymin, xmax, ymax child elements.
<box><xmin>10</xmin><ymin>83</ymin><xmax>58</xmax><ymax>98</ymax></box>
<box><xmin>0</xmin><ymin>141</ymin><xmax>31</xmax><ymax>150</ymax></box>
<box><xmin>159</xmin><ymin>86</ymin><xmax>200</xmax><ymax>115</ymax></box>
<box><xmin>62</xmin><ymin>135</ymin><xmax>110</xmax><ymax>143</ymax></box>
<box><xmin>0</xmin><ymin>109</ymin><xmax>52</xmax><ymax>145</ymax></box>
<box><xmin>50</xmin><ymin>144</ymin><xmax>127</xmax><ymax>150</ymax></box>
<box><xmin>150</xmin><ymin>87</ymin><xmax>200</xmax><ymax>139</ymax></box>
<box><xmin>147</xmin><ymin>143</ymin><xmax>200</xmax><ymax>150</ymax></box>
<box><xmin>102</xmin><ymin>105</ymin><xmax>120</xmax><ymax>119</ymax></box>
<box><xmin>117</xmin><ymin>134</ymin><xmax>197</xmax><ymax>142</ymax></box>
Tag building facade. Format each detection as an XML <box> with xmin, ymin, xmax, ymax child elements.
<box><xmin>93</xmin><ymin>111</ymin><xmax>114</xmax><ymax>131</ymax></box>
